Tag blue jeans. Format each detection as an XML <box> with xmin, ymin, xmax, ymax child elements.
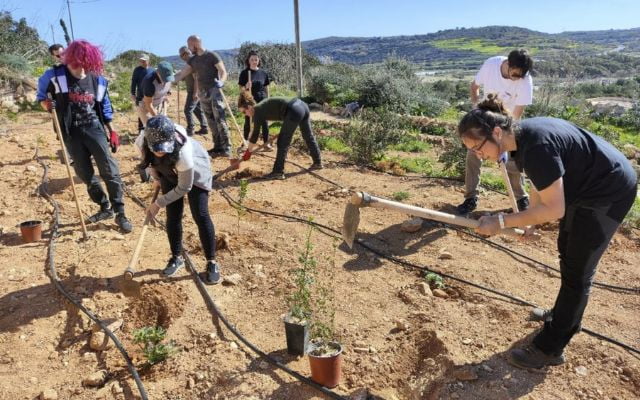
<box><xmin>67</xmin><ymin>121</ymin><xmax>125</xmax><ymax>213</ymax></box>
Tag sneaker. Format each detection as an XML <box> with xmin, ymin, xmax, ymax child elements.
<box><xmin>162</xmin><ymin>255</ymin><xmax>184</xmax><ymax>277</ymax></box>
<box><xmin>530</xmin><ymin>307</ymin><xmax>552</xmax><ymax>322</ymax></box>
<box><xmin>261</xmin><ymin>171</ymin><xmax>286</xmax><ymax>180</ymax></box>
<box><xmin>87</xmin><ymin>207</ymin><xmax>114</xmax><ymax>223</ymax></box>
<box><xmin>207</xmin><ymin>149</ymin><xmax>231</xmax><ymax>158</ymax></box>
<box><xmin>517</xmin><ymin>197</ymin><xmax>530</xmax><ymax>212</ymax></box>
<box><xmin>264</xmin><ymin>143</ymin><xmax>273</xmax><ymax>151</ymax></box>
<box><xmin>456</xmin><ymin>197</ymin><xmax>478</xmax><ymax>215</ymax></box>
<box><xmin>509</xmin><ymin>344</ymin><xmax>565</xmax><ymax>370</ymax></box>
<box><xmin>203</xmin><ymin>260</ymin><xmax>221</xmax><ymax>285</ymax></box>
<box><xmin>115</xmin><ymin>212</ymin><xmax>133</xmax><ymax>233</ymax></box>
<box><xmin>196</xmin><ymin>127</ymin><xmax>208</xmax><ymax>136</ymax></box>
<box><xmin>309</xmin><ymin>162</ymin><xmax>324</xmax><ymax>171</ymax></box>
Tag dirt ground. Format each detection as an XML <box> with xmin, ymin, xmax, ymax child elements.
<box><xmin>0</xmin><ymin>105</ymin><xmax>639</xmax><ymax>400</ymax></box>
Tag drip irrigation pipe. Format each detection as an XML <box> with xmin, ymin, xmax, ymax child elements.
<box><xmin>122</xmin><ymin>186</ymin><xmax>347</xmax><ymax>400</ymax></box>
<box><xmin>259</xmin><ymin>154</ymin><xmax>640</xmax><ymax>294</ymax></box>
<box><xmin>35</xmin><ymin>153</ymin><xmax>148</xmax><ymax>400</ymax></box>
<box><xmin>216</xmin><ymin>182</ymin><xmax>640</xmax><ymax>357</ymax></box>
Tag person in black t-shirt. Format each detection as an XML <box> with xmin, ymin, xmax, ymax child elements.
<box><xmin>457</xmin><ymin>95</ymin><xmax>637</xmax><ymax>370</ymax></box>
<box><xmin>238</xmin><ymin>50</ymin><xmax>271</xmax><ymax>146</ymax></box>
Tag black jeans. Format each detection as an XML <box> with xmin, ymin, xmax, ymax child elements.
<box><xmin>183</xmin><ymin>90</ymin><xmax>207</xmax><ymax>132</ymax></box>
<box><xmin>67</xmin><ymin>121</ymin><xmax>125</xmax><ymax>213</ymax></box>
<box><xmin>273</xmin><ymin>100</ymin><xmax>321</xmax><ymax>173</ymax></box>
<box><xmin>161</xmin><ymin>180</ymin><xmax>216</xmax><ymax>260</ymax></box>
<box><xmin>533</xmin><ymin>190</ymin><xmax>636</xmax><ymax>355</ymax></box>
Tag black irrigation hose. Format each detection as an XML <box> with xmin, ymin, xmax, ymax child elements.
<box><xmin>267</xmin><ymin>154</ymin><xmax>640</xmax><ymax>294</ymax></box>
<box><xmin>216</xmin><ymin>179</ymin><xmax>640</xmax><ymax>357</ymax></box>
<box><xmin>122</xmin><ymin>186</ymin><xmax>347</xmax><ymax>400</ymax></box>
<box><xmin>35</xmin><ymin>154</ymin><xmax>148</xmax><ymax>400</ymax></box>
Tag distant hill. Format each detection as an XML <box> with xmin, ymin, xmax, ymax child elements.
<box><xmin>160</xmin><ymin>26</ymin><xmax>640</xmax><ymax>75</ymax></box>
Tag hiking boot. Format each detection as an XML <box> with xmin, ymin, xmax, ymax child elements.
<box><xmin>208</xmin><ymin>149</ymin><xmax>230</xmax><ymax>158</ymax></box>
<box><xmin>162</xmin><ymin>255</ymin><xmax>184</xmax><ymax>277</ymax></box>
<box><xmin>196</xmin><ymin>127</ymin><xmax>208</xmax><ymax>136</ymax></box>
<box><xmin>203</xmin><ymin>260</ymin><xmax>221</xmax><ymax>285</ymax></box>
<box><xmin>261</xmin><ymin>171</ymin><xmax>286</xmax><ymax>180</ymax></box>
<box><xmin>517</xmin><ymin>197</ymin><xmax>530</xmax><ymax>212</ymax></box>
<box><xmin>530</xmin><ymin>307</ymin><xmax>553</xmax><ymax>322</ymax></box>
<box><xmin>309</xmin><ymin>162</ymin><xmax>324</xmax><ymax>171</ymax></box>
<box><xmin>87</xmin><ymin>207</ymin><xmax>114</xmax><ymax>223</ymax></box>
<box><xmin>115</xmin><ymin>212</ymin><xmax>133</xmax><ymax>233</ymax></box>
<box><xmin>456</xmin><ymin>197</ymin><xmax>478</xmax><ymax>215</ymax></box>
<box><xmin>509</xmin><ymin>344</ymin><xmax>565</xmax><ymax>370</ymax></box>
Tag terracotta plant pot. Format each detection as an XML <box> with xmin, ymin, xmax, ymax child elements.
<box><xmin>20</xmin><ymin>220</ymin><xmax>42</xmax><ymax>243</ymax></box>
<box><xmin>283</xmin><ymin>314</ymin><xmax>309</xmax><ymax>356</ymax></box>
<box><xmin>307</xmin><ymin>340</ymin><xmax>343</xmax><ymax>388</ymax></box>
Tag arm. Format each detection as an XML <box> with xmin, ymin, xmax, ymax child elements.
<box><xmin>511</xmin><ymin>105</ymin><xmax>525</xmax><ymax>120</ymax></box>
<box><xmin>504</xmin><ymin>177</ymin><xmax>565</xmax><ymax>228</ymax></box>
<box><xmin>143</xmin><ymin>96</ymin><xmax>156</xmax><ymax>116</ymax></box>
<box><xmin>470</xmin><ymin>80</ymin><xmax>480</xmax><ymax>106</ymax></box>
<box><xmin>173</xmin><ymin>64</ymin><xmax>193</xmax><ymax>83</ymax></box>
<box><xmin>216</xmin><ymin>61</ymin><xmax>228</xmax><ymax>83</ymax></box>
<box><xmin>155</xmin><ymin>168</ymin><xmax>194</xmax><ymax>207</ymax></box>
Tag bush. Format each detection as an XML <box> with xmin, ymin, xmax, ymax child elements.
<box><xmin>0</xmin><ymin>54</ymin><xmax>31</xmax><ymax>73</ymax></box>
<box><xmin>132</xmin><ymin>326</ymin><xmax>178</xmax><ymax>365</ymax></box>
<box><xmin>318</xmin><ymin>136</ymin><xmax>351</xmax><ymax>154</ymax></box>
<box><xmin>392</xmin><ymin>191</ymin><xmax>410</xmax><ymax>201</ymax></box>
<box><xmin>438</xmin><ymin>143</ymin><xmax>467</xmax><ymax>178</ymax></box>
<box><xmin>307</xmin><ymin>63</ymin><xmax>361</xmax><ymax>105</ymax></box>
<box><xmin>340</xmin><ymin>109</ymin><xmax>405</xmax><ymax>164</ymax></box>
<box><xmin>109</xmin><ymin>50</ymin><xmax>162</xmax><ymax>68</ymax></box>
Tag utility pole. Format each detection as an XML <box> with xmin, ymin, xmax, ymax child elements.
<box><xmin>66</xmin><ymin>0</ymin><xmax>75</xmax><ymax>41</ymax></box>
<box><xmin>293</xmin><ymin>0</ymin><xmax>303</xmax><ymax>97</ymax></box>
<box><xmin>50</xmin><ymin>24</ymin><xmax>55</xmax><ymax>43</ymax></box>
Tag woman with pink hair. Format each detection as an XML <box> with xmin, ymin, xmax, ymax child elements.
<box><xmin>37</xmin><ymin>40</ymin><xmax>133</xmax><ymax>233</ymax></box>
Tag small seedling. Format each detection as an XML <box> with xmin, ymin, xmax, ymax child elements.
<box><xmin>233</xmin><ymin>178</ymin><xmax>249</xmax><ymax>234</ymax></box>
<box><xmin>392</xmin><ymin>191</ymin><xmax>411</xmax><ymax>202</ymax></box>
<box><xmin>287</xmin><ymin>218</ymin><xmax>317</xmax><ymax>323</ymax></box>
<box><xmin>132</xmin><ymin>326</ymin><xmax>178</xmax><ymax>365</ymax></box>
<box><xmin>424</xmin><ymin>272</ymin><xmax>446</xmax><ymax>289</ymax></box>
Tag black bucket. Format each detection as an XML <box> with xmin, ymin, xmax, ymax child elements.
<box><xmin>284</xmin><ymin>316</ymin><xmax>309</xmax><ymax>356</ymax></box>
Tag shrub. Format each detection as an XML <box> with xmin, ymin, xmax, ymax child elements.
<box><xmin>132</xmin><ymin>326</ymin><xmax>178</xmax><ymax>365</ymax></box>
<box><xmin>391</xmin><ymin>139</ymin><xmax>431</xmax><ymax>153</ymax></box>
<box><xmin>424</xmin><ymin>272</ymin><xmax>445</xmax><ymax>289</ymax></box>
<box><xmin>438</xmin><ymin>143</ymin><xmax>467</xmax><ymax>178</ymax></box>
<box><xmin>340</xmin><ymin>108</ymin><xmax>405</xmax><ymax>165</ymax></box>
<box><xmin>392</xmin><ymin>191</ymin><xmax>411</xmax><ymax>201</ymax></box>
<box><xmin>318</xmin><ymin>136</ymin><xmax>351</xmax><ymax>154</ymax></box>
<box><xmin>307</xmin><ymin>63</ymin><xmax>361</xmax><ymax>106</ymax></box>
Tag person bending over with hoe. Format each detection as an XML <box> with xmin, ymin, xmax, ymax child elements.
<box><xmin>458</xmin><ymin>95</ymin><xmax>637</xmax><ymax>370</ymax></box>
<box><xmin>37</xmin><ymin>39</ymin><xmax>133</xmax><ymax>233</ymax></box>
<box><xmin>140</xmin><ymin>115</ymin><xmax>221</xmax><ymax>284</ymax></box>
<box><xmin>237</xmin><ymin>92</ymin><xmax>322</xmax><ymax>180</ymax></box>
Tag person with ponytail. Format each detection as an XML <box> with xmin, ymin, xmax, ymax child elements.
<box><xmin>37</xmin><ymin>39</ymin><xmax>133</xmax><ymax>233</ymax></box>
<box><xmin>237</xmin><ymin>91</ymin><xmax>322</xmax><ymax>180</ymax></box>
<box><xmin>141</xmin><ymin>115</ymin><xmax>221</xmax><ymax>284</ymax></box>
<box><xmin>238</xmin><ymin>50</ymin><xmax>271</xmax><ymax>146</ymax></box>
<box><xmin>458</xmin><ymin>95</ymin><xmax>637</xmax><ymax>369</ymax></box>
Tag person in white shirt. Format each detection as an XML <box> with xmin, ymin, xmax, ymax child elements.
<box><xmin>457</xmin><ymin>49</ymin><xmax>534</xmax><ymax>215</ymax></box>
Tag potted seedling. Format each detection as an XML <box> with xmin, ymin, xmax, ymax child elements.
<box><xmin>307</xmin><ymin>238</ymin><xmax>343</xmax><ymax>388</ymax></box>
<box><xmin>283</xmin><ymin>219</ymin><xmax>316</xmax><ymax>356</ymax></box>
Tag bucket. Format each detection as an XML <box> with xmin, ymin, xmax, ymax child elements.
<box><xmin>20</xmin><ymin>220</ymin><xmax>42</xmax><ymax>243</ymax></box>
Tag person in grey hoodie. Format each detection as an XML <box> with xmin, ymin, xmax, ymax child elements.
<box><xmin>141</xmin><ymin>115</ymin><xmax>221</xmax><ymax>284</ymax></box>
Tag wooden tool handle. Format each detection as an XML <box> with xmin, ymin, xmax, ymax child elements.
<box><xmin>351</xmin><ymin>192</ymin><xmax>526</xmax><ymax>237</ymax></box>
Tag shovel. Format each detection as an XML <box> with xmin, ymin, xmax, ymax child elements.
<box><xmin>342</xmin><ymin>191</ymin><xmax>529</xmax><ymax>248</ymax></box>
<box><xmin>120</xmin><ymin>186</ymin><xmax>160</xmax><ymax>296</ymax></box>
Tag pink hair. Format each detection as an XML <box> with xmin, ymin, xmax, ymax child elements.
<box><xmin>62</xmin><ymin>40</ymin><xmax>104</xmax><ymax>74</ymax></box>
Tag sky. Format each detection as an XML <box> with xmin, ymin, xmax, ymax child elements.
<box><xmin>4</xmin><ymin>0</ymin><xmax>640</xmax><ymax>59</ymax></box>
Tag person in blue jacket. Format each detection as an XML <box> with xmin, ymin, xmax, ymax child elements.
<box><xmin>37</xmin><ymin>39</ymin><xmax>133</xmax><ymax>233</ymax></box>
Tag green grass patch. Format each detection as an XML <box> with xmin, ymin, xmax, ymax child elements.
<box><xmin>391</xmin><ymin>139</ymin><xmax>431</xmax><ymax>153</ymax></box>
<box><xmin>392</xmin><ymin>191</ymin><xmax>411</xmax><ymax>202</ymax></box>
<box><xmin>437</xmin><ymin>106</ymin><xmax>463</xmax><ymax>123</ymax></box>
<box><xmin>622</xmin><ymin>195</ymin><xmax>640</xmax><ymax>230</ymax></box>
<box><xmin>431</xmin><ymin>38</ymin><xmax>508</xmax><ymax>55</ymax></box>
<box><xmin>318</xmin><ymin>136</ymin><xmax>351</xmax><ymax>154</ymax></box>
<box><xmin>395</xmin><ymin>156</ymin><xmax>434</xmax><ymax>174</ymax></box>
<box><xmin>480</xmin><ymin>171</ymin><xmax>507</xmax><ymax>192</ymax></box>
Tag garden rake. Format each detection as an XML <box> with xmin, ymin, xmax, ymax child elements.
<box><xmin>342</xmin><ymin>191</ymin><xmax>529</xmax><ymax>248</ymax></box>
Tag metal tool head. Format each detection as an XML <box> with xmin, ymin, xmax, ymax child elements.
<box><xmin>342</xmin><ymin>202</ymin><xmax>361</xmax><ymax>249</ymax></box>
<box><xmin>119</xmin><ymin>271</ymin><xmax>142</xmax><ymax>297</ymax></box>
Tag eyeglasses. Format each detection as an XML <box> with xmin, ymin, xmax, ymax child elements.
<box><xmin>470</xmin><ymin>136</ymin><xmax>489</xmax><ymax>154</ymax></box>
<box><xmin>53</xmin><ymin>54</ymin><xmax>61</xmax><ymax>58</ymax></box>
<box><xmin>508</xmin><ymin>67</ymin><xmax>524</xmax><ymax>79</ymax></box>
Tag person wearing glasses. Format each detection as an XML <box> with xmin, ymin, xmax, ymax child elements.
<box><xmin>457</xmin><ymin>49</ymin><xmax>534</xmax><ymax>215</ymax></box>
<box><xmin>458</xmin><ymin>95</ymin><xmax>637</xmax><ymax>370</ymax></box>
<box><xmin>48</xmin><ymin>44</ymin><xmax>64</xmax><ymax>66</ymax></box>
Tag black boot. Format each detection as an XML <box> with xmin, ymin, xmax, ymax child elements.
<box><xmin>509</xmin><ymin>344</ymin><xmax>565</xmax><ymax>370</ymax></box>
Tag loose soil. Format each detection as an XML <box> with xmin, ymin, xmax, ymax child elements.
<box><xmin>0</xmin><ymin>106</ymin><xmax>639</xmax><ymax>400</ymax></box>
